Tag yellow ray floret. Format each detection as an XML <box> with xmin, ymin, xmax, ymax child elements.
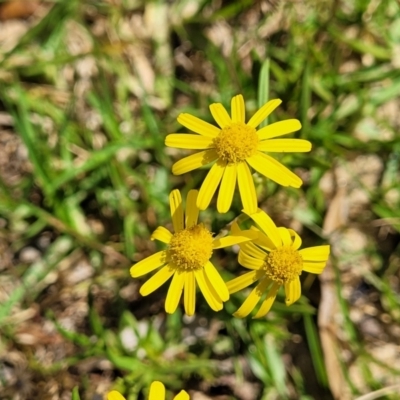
<box><xmin>227</xmin><ymin>209</ymin><xmax>330</xmax><ymax>318</ymax></box>
<box><xmin>165</xmin><ymin>95</ymin><xmax>311</xmax><ymax>214</ymax></box>
<box><xmin>130</xmin><ymin>189</ymin><xmax>257</xmax><ymax>316</ymax></box>
<box><xmin>107</xmin><ymin>381</ymin><xmax>189</xmax><ymax>400</ymax></box>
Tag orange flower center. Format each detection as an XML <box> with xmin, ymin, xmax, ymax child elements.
<box><xmin>168</xmin><ymin>224</ymin><xmax>214</xmax><ymax>271</ymax></box>
<box><xmin>265</xmin><ymin>246</ymin><xmax>303</xmax><ymax>284</ymax></box>
<box><xmin>213</xmin><ymin>122</ymin><xmax>259</xmax><ymax>163</ymax></box>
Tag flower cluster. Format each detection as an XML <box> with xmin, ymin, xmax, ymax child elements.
<box><xmin>113</xmin><ymin>94</ymin><xmax>331</xmax><ymax>398</ymax></box>
<box><xmin>130</xmin><ymin>94</ymin><xmax>330</xmax><ymax>318</ymax></box>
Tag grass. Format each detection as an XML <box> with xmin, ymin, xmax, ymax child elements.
<box><xmin>0</xmin><ymin>0</ymin><xmax>400</xmax><ymax>399</ymax></box>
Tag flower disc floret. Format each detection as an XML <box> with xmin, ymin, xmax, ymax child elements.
<box><xmin>265</xmin><ymin>246</ymin><xmax>303</xmax><ymax>285</ymax></box>
<box><xmin>213</xmin><ymin>122</ymin><xmax>259</xmax><ymax>163</ymax></box>
<box><xmin>169</xmin><ymin>223</ymin><xmax>213</xmax><ymax>271</ymax></box>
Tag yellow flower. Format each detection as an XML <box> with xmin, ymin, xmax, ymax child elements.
<box><xmin>130</xmin><ymin>189</ymin><xmax>257</xmax><ymax>316</ymax></box>
<box><xmin>227</xmin><ymin>209</ymin><xmax>330</xmax><ymax>318</ymax></box>
<box><xmin>107</xmin><ymin>381</ymin><xmax>189</xmax><ymax>400</ymax></box>
<box><xmin>165</xmin><ymin>95</ymin><xmax>311</xmax><ymax>214</ymax></box>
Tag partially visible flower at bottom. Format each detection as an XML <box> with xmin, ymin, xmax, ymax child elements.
<box><xmin>107</xmin><ymin>381</ymin><xmax>189</xmax><ymax>400</ymax></box>
<box><xmin>227</xmin><ymin>209</ymin><xmax>330</xmax><ymax>318</ymax></box>
<box><xmin>130</xmin><ymin>189</ymin><xmax>257</xmax><ymax>316</ymax></box>
<box><xmin>107</xmin><ymin>390</ymin><xmax>125</xmax><ymax>400</ymax></box>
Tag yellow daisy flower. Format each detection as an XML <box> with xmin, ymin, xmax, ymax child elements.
<box><xmin>130</xmin><ymin>189</ymin><xmax>257</xmax><ymax>316</ymax></box>
<box><xmin>165</xmin><ymin>95</ymin><xmax>311</xmax><ymax>214</ymax></box>
<box><xmin>227</xmin><ymin>209</ymin><xmax>330</xmax><ymax>318</ymax></box>
<box><xmin>107</xmin><ymin>381</ymin><xmax>189</xmax><ymax>400</ymax></box>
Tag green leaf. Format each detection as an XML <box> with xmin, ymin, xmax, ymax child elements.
<box><xmin>106</xmin><ymin>350</ymin><xmax>144</xmax><ymax>372</ymax></box>
<box><xmin>51</xmin><ymin>314</ymin><xmax>93</xmax><ymax>347</ymax></box>
<box><xmin>72</xmin><ymin>387</ymin><xmax>81</xmax><ymax>400</ymax></box>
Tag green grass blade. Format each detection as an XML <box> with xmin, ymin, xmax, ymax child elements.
<box><xmin>47</xmin><ymin>143</ymin><xmax>127</xmax><ymax>194</ymax></box>
<box><xmin>3</xmin><ymin>86</ymin><xmax>52</xmax><ymax>193</ymax></box>
<box><xmin>0</xmin><ymin>236</ymin><xmax>74</xmax><ymax>325</ymax></box>
<box><xmin>258</xmin><ymin>58</ymin><xmax>270</xmax><ymax>128</ymax></box>
<box><xmin>303</xmin><ymin>313</ymin><xmax>328</xmax><ymax>386</ymax></box>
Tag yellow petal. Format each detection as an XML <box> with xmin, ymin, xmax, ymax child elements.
<box><xmin>178</xmin><ymin>113</ymin><xmax>220</xmax><ymax>137</ymax></box>
<box><xmin>253</xmin><ymin>230</ymin><xmax>276</xmax><ymax>251</ymax></box>
<box><xmin>240</xmin><ymin>241</ymin><xmax>267</xmax><ymax>259</ymax></box>
<box><xmin>284</xmin><ymin>277</ymin><xmax>301</xmax><ymax>306</ymax></box>
<box><xmin>209</xmin><ymin>102</ymin><xmax>232</xmax><ymax>128</ymax></box>
<box><xmin>247</xmin><ymin>99</ymin><xmax>282</xmax><ymax>128</ymax></box>
<box><xmin>151</xmin><ymin>226</ymin><xmax>172</xmax><ymax>243</ymax></box>
<box><xmin>165</xmin><ymin>134</ymin><xmax>214</xmax><ymax>149</ymax></box>
<box><xmin>172</xmin><ymin>149</ymin><xmax>219</xmax><ymax>175</ymax></box>
<box><xmin>302</xmin><ymin>261</ymin><xmax>328</xmax><ymax>274</ymax></box>
<box><xmin>258</xmin><ymin>138</ymin><xmax>311</xmax><ymax>153</ymax></box>
<box><xmin>174</xmin><ymin>391</ymin><xmax>190</xmax><ymax>400</ymax></box>
<box><xmin>195</xmin><ymin>269</ymin><xmax>223</xmax><ymax>311</ymax></box>
<box><xmin>184</xmin><ymin>271</ymin><xmax>196</xmax><ymax>316</ymax></box>
<box><xmin>226</xmin><ymin>270</ymin><xmax>264</xmax><ymax>294</ymax></box>
<box><xmin>107</xmin><ymin>390</ymin><xmax>126</xmax><ymax>400</ymax></box>
<box><xmin>245</xmin><ymin>208</ymin><xmax>281</xmax><ymax>249</ymax></box>
<box><xmin>185</xmin><ymin>190</ymin><xmax>199</xmax><ymax>228</ymax></box>
<box><xmin>212</xmin><ymin>229</ymin><xmax>258</xmax><ymax>249</ymax></box>
<box><xmin>165</xmin><ymin>271</ymin><xmax>185</xmax><ymax>314</ymax></box>
<box><xmin>257</xmin><ymin>119</ymin><xmax>302</xmax><ymax>140</ymax></box>
<box><xmin>149</xmin><ymin>381</ymin><xmax>166</xmax><ymax>400</ymax></box>
<box><xmin>277</xmin><ymin>227</ymin><xmax>292</xmax><ymax>246</ymax></box>
<box><xmin>238</xmin><ymin>250</ymin><xmax>265</xmax><ymax>269</ymax></box>
<box><xmin>130</xmin><ymin>251</ymin><xmax>168</xmax><ymax>278</ymax></box>
<box><xmin>299</xmin><ymin>245</ymin><xmax>330</xmax><ymax>261</ymax></box>
<box><xmin>234</xmin><ymin>227</ymin><xmax>260</xmax><ymax>240</ymax></box>
<box><xmin>170</xmin><ymin>189</ymin><xmax>184</xmax><ymax>232</ymax></box>
<box><xmin>288</xmin><ymin>229</ymin><xmax>302</xmax><ymax>250</ymax></box>
<box><xmin>231</xmin><ymin>94</ymin><xmax>245</xmax><ymax>123</ymax></box>
<box><xmin>140</xmin><ymin>265</ymin><xmax>174</xmax><ymax>296</ymax></box>
<box><xmin>197</xmin><ymin>159</ymin><xmax>226</xmax><ymax>210</ymax></box>
<box><xmin>204</xmin><ymin>261</ymin><xmax>229</xmax><ymax>301</ymax></box>
<box><xmin>237</xmin><ymin>162</ymin><xmax>257</xmax><ymax>214</ymax></box>
<box><xmin>230</xmin><ymin>221</ymin><xmax>242</xmax><ymax>235</ymax></box>
<box><xmin>217</xmin><ymin>163</ymin><xmax>237</xmax><ymax>213</ymax></box>
<box><xmin>247</xmin><ymin>152</ymin><xmax>302</xmax><ymax>188</ymax></box>
<box><xmin>253</xmin><ymin>282</ymin><xmax>280</xmax><ymax>318</ymax></box>
<box><xmin>233</xmin><ymin>277</ymin><xmax>271</xmax><ymax>318</ymax></box>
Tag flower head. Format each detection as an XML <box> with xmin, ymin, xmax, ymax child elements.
<box><xmin>165</xmin><ymin>95</ymin><xmax>311</xmax><ymax>214</ymax></box>
<box><xmin>227</xmin><ymin>209</ymin><xmax>330</xmax><ymax>318</ymax></box>
<box><xmin>107</xmin><ymin>381</ymin><xmax>189</xmax><ymax>400</ymax></box>
<box><xmin>130</xmin><ymin>189</ymin><xmax>257</xmax><ymax>316</ymax></box>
